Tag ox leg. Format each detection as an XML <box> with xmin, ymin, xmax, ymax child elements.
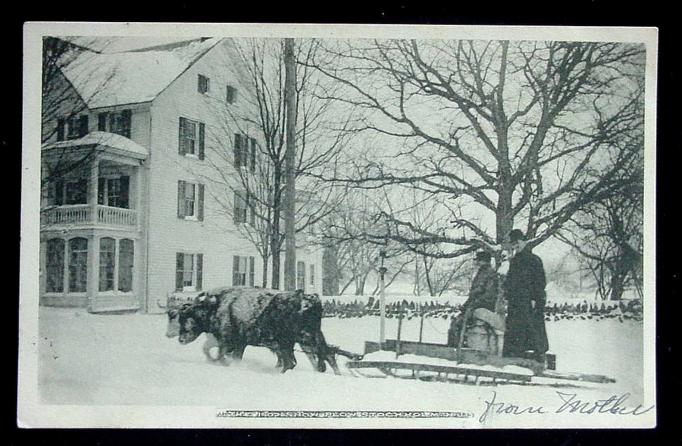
<box><xmin>231</xmin><ymin>344</ymin><xmax>246</xmax><ymax>361</ymax></box>
<box><xmin>278</xmin><ymin>343</ymin><xmax>297</xmax><ymax>374</ymax></box>
<box><xmin>202</xmin><ymin>334</ymin><xmax>223</xmax><ymax>362</ymax></box>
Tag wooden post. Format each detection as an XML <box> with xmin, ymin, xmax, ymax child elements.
<box><xmin>283</xmin><ymin>37</ymin><xmax>297</xmax><ymax>291</ymax></box>
<box><xmin>395</xmin><ymin>309</ymin><xmax>403</xmax><ymax>359</ymax></box>
<box><xmin>379</xmin><ymin>251</ymin><xmax>387</xmax><ymax>347</ymax></box>
<box><xmin>418</xmin><ymin>301</ymin><xmax>425</xmax><ymax>343</ymax></box>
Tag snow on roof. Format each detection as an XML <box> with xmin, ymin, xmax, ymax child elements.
<box><xmin>43</xmin><ymin>131</ymin><xmax>148</xmax><ymax>159</ymax></box>
<box><xmin>62</xmin><ymin>38</ymin><xmax>222</xmax><ymax>109</ymax></box>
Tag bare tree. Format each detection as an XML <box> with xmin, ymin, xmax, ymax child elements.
<box><xmin>305</xmin><ymin>40</ymin><xmax>645</xmax><ymax>259</ymax></box>
<box><xmin>557</xmin><ymin>136</ymin><xmax>644</xmax><ymax>300</ymax></box>
<box><xmin>197</xmin><ymin>38</ymin><xmax>351</xmax><ymax>288</ymax></box>
<box><xmin>41</xmin><ymin>37</ymin><xmax>116</xmax><ymax>190</ymax></box>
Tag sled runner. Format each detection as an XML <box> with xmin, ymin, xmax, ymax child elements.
<box><xmin>344</xmin><ymin>339</ymin><xmax>615</xmax><ymax>385</ymax></box>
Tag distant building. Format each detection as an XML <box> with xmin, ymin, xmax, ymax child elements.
<box><xmin>40</xmin><ymin>38</ymin><xmax>323</xmax><ymax>313</ymax></box>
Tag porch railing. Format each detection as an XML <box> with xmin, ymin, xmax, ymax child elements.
<box><xmin>41</xmin><ymin>204</ymin><xmax>137</xmax><ymax>228</ymax></box>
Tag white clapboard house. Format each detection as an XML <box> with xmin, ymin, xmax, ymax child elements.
<box><xmin>39</xmin><ymin>38</ymin><xmax>323</xmax><ymax>313</ymax></box>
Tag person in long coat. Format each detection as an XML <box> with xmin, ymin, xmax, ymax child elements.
<box><xmin>447</xmin><ymin>251</ymin><xmax>499</xmax><ymax>346</ymax></box>
<box><xmin>502</xmin><ymin>229</ymin><xmax>549</xmax><ymax>361</ymax></box>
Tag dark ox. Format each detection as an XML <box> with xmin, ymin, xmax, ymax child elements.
<box><xmin>175</xmin><ymin>287</ymin><xmax>339</xmax><ymax>374</ymax></box>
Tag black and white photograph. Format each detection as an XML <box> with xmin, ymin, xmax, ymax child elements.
<box><xmin>18</xmin><ymin>22</ymin><xmax>657</xmax><ymax>428</ymax></box>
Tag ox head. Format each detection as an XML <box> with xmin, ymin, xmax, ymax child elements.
<box><xmin>177</xmin><ymin>293</ymin><xmax>219</xmax><ymax>345</ymax></box>
<box><xmin>164</xmin><ymin>292</ymin><xmax>198</xmax><ymax>338</ymax></box>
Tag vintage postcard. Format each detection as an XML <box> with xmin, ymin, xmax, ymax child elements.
<box><xmin>19</xmin><ymin>22</ymin><xmax>657</xmax><ymax>428</ymax></box>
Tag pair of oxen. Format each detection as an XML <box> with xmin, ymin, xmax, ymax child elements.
<box><xmin>165</xmin><ymin>286</ymin><xmax>341</xmax><ymax>374</ymax></box>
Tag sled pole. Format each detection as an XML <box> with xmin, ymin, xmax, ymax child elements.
<box><xmin>396</xmin><ymin>309</ymin><xmax>403</xmax><ymax>358</ymax></box>
<box><xmin>457</xmin><ymin>308</ymin><xmax>471</xmax><ymax>363</ymax></box>
<box><xmin>418</xmin><ymin>302</ymin><xmax>425</xmax><ymax>343</ymax></box>
<box><xmin>379</xmin><ymin>251</ymin><xmax>387</xmax><ymax>347</ymax></box>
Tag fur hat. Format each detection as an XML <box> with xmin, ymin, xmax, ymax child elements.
<box><xmin>508</xmin><ymin>229</ymin><xmax>526</xmax><ymax>243</ymax></box>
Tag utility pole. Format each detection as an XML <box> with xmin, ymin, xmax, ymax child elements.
<box><xmin>283</xmin><ymin>38</ymin><xmax>297</xmax><ymax>291</ymax></box>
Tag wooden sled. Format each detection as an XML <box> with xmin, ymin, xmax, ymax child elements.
<box><xmin>344</xmin><ymin>339</ymin><xmax>615</xmax><ymax>385</ymax></box>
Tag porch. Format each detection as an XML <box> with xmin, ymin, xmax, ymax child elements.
<box><xmin>40</xmin><ymin>132</ymin><xmax>148</xmax><ymax>312</ymax></box>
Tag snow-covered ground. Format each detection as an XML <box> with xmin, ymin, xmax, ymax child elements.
<box><xmin>36</xmin><ymin>306</ymin><xmax>649</xmax><ymax>427</ymax></box>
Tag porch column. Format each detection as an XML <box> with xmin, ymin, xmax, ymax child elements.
<box><xmin>86</xmin><ymin>234</ymin><xmax>100</xmax><ymax>312</ymax></box>
<box><xmin>135</xmin><ymin>163</ymin><xmax>143</xmax><ymax>231</ymax></box>
<box><xmin>89</xmin><ymin>156</ymin><xmax>99</xmax><ymax>224</ymax></box>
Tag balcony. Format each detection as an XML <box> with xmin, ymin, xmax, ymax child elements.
<box><xmin>41</xmin><ymin>204</ymin><xmax>138</xmax><ymax>229</ymax></box>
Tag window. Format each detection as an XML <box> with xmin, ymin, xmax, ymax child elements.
<box><xmin>232</xmin><ymin>255</ymin><xmax>255</xmax><ymax>287</ymax></box>
<box><xmin>50</xmin><ymin>179</ymin><xmax>87</xmax><ymax>206</ymax></box>
<box><xmin>234</xmin><ymin>191</ymin><xmax>248</xmax><ymax>224</ymax></box>
<box><xmin>61</xmin><ymin>115</ymin><xmax>88</xmax><ymax>140</ymax></box>
<box><xmin>179</xmin><ymin>117</ymin><xmax>205</xmax><ymax>159</ymax></box>
<box><xmin>118</xmin><ymin>239</ymin><xmax>134</xmax><ymax>292</ymax></box>
<box><xmin>65</xmin><ymin>180</ymin><xmax>88</xmax><ymax>205</ymax></box>
<box><xmin>98</xmin><ymin>110</ymin><xmax>131</xmax><ymax>138</ymax></box>
<box><xmin>198</xmin><ymin>75</ymin><xmax>210</xmax><ymax>94</ymax></box>
<box><xmin>46</xmin><ymin>239</ymin><xmax>65</xmax><ymax>293</ymax></box>
<box><xmin>309</xmin><ymin>264</ymin><xmax>315</xmax><ymax>287</ymax></box>
<box><xmin>297</xmin><ymin>261</ymin><xmax>306</xmax><ymax>292</ymax></box>
<box><xmin>68</xmin><ymin>238</ymin><xmax>88</xmax><ymax>292</ymax></box>
<box><xmin>98</xmin><ymin>177</ymin><xmax>130</xmax><ymax>208</ymax></box>
<box><xmin>99</xmin><ymin>237</ymin><xmax>116</xmax><ymax>292</ymax></box>
<box><xmin>177</xmin><ymin>181</ymin><xmax>204</xmax><ymax>220</ymax></box>
<box><xmin>226</xmin><ymin>85</ymin><xmax>237</xmax><ymax>104</ymax></box>
<box><xmin>234</xmin><ymin>134</ymin><xmax>257</xmax><ymax>172</ymax></box>
<box><xmin>176</xmin><ymin>253</ymin><xmax>203</xmax><ymax>292</ymax></box>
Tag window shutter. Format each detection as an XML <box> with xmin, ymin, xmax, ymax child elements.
<box><xmin>250</xmin><ymin>138</ymin><xmax>256</xmax><ymax>173</ymax></box>
<box><xmin>57</xmin><ymin>119</ymin><xmax>65</xmax><ymax>141</ymax></box>
<box><xmin>121</xmin><ymin>110</ymin><xmax>132</xmax><ymax>138</ymax></box>
<box><xmin>234</xmin><ymin>133</ymin><xmax>242</xmax><ymax>168</ymax></box>
<box><xmin>54</xmin><ymin>180</ymin><xmax>64</xmax><ymax>205</ymax></box>
<box><xmin>198</xmin><ymin>122</ymin><xmax>205</xmax><ymax>160</ymax></box>
<box><xmin>249</xmin><ymin>257</ymin><xmax>255</xmax><ymax>287</ymax></box>
<box><xmin>232</xmin><ymin>255</ymin><xmax>240</xmax><ymax>286</ymax></box>
<box><xmin>175</xmin><ymin>253</ymin><xmax>184</xmax><ymax>291</ymax></box>
<box><xmin>198</xmin><ymin>184</ymin><xmax>205</xmax><ymax>221</ymax></box>
<box><xmin>120</xmin><ymin>176</ymin><xmax>130</xmax><ymax>209</ymax></box>
<box><xmin>98</xmin><ymin>178</ymin><xmax>105</xmax><ymax>205</ymax></box>
<box><xmin>196</xmin><ymin>254</ymin><xmax>203</xmax><ymax>290</ymax></box>
<box><xmin>178</xmin><ymin>118</ymin><xmax>186</xmax><ymax>155</ymax></box>
<box><xmin>177</xmin><ymin>180</ymin><xmax>185</xmax><ymax>218</ymax></box>
<box><xmin>248</xmin><ymin>191</ymin><xmax>255</xmax><ymax>225</ymax></box>
<box><xmin>98</xmin><ymin>113</ymin><xmax>107</xmax><ymax>131</ymax></box>
<box><xmin>79</xmin><ymin>115</ymin><xmax>89</xmax><ymax>137</ymax></box>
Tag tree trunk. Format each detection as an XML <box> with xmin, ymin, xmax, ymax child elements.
<box><xmin>322</xmin><ymin>245</ymin><xmax>340</xmax><ymax>295</ymax></box>
<box><xmin>261</xmin><ymin>256</ymin><xmax>269</xmax><ymax>288</ymax></box>
<box><xmin>283</xmin><ymin>37</ymin><xmax>298</xmax><ymax>291</ymax></box>
<box><xmin>496</xmin><ymin>186</ymin><xmax>514</xmax><ymax>244</ymax></box>
<box><xmin>271</xmin><ymin>195</ymin><xmax>281</xmax><ymax>290</ymax></box>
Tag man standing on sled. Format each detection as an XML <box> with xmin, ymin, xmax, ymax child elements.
<box><xmin>502</xmin><ymin>229</ymin><xmax>549</xmax><ymax>362</ymax></box>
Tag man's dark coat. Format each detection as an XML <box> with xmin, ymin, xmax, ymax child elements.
<box><xmin>463</xmin><ymin>264</ymin><xmax>498</xmax><ymax>313</ymax></box>
<box><xmin>502</xmin><ymin>246</ymin><xmax>549</xmax><ymax>358</ymax></box>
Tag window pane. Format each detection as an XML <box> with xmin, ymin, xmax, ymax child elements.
<box><xmin>99</xmin><ymin>237</ymin><xmax>116</xmax><ymax>291</ymax></box>
<box><xmin>68</xmin><ymin>238</ymin><xmax>88</xmax><ymax>292</ymax></box>
<box><xmin>183</xmin><ymin>254</ymin><xmax>194</xmax><ymax>287</ymax></box>
<box><xmin>65</xmin><ymin>180</ymin><xmax>87</xmax><ymax>204</ymax></box>
<box><xmin>107</xmin><ymin>178</ymin><xmax>121</xmax><ymax>208</ymax></box>
<box><xmin>46</xmin><ymin>239</ymin><xmax>65</xmax><ymax>292</ymax></box>
<box><xmin>184</xmin><ymin>183</ymin><xmax>196</xmax><ymax>216</ymax></box>
<box><xmin>297</xmin><ymin>261</ymin><xmax>306</xmax><ymax>291</ymax></box>
<box><xmin>118</xmin><ymin>239</ymin><xmax>134</xmax><ymax>292</ymax></box>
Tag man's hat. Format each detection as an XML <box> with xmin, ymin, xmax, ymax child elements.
<box><xmin>475</xmin><ymin>251</ymin><xmax>491</xmax><ymax>262</ymax></box>
<box><xmin>508</xmin><ymin>229</ymin><xmax>526</xmax><ymax>243</ymax></box>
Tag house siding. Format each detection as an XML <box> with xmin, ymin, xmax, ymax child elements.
<box><xmin>144</xmin><ymin>39</ymin><xmax>322</xmax><ymax>313</ymax></box>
